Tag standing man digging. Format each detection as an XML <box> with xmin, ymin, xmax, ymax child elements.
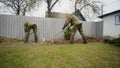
<box><xmin>62</xmin><ymin>13</ymin><xmax>87</xmax><ymax>44</ymax></box>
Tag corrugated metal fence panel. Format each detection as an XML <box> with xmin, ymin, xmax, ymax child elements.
<box><xmin>96</xmin><ymin>22</ymin><xmax>103</xmax><ymax>37</ymax></box>
<box><xmin>74</xmin><ymin>22</ymin><xmax>97</xmax><ymax>39</ymax></box>
<box><xmin>83</xmin><ymin>22</ymin><xmax>96</xmax><ymax>36</ymax></box>
<box><xmin>44</xmin><ymin>18</ymin><xmax>65</xmax><ymax>40</ymax></box>
<box><xmin>0</xmin><ymin>15</ymin><xmax>45</xmax><ymax>40</ymax></box>
<box><xmin>0</xmin><ymin>14</ymin><xmax>103</xmax><ymax>41</ymax></box>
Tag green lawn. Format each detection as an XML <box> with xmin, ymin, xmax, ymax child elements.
<box><xmin>0</xmin><ymin>43</ymin><xmax>120</xmax><ymax>68</ymax></box>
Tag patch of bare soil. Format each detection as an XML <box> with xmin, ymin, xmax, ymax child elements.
<box><xmin>0</xmin><ymin>36</ymin><xmax>103</xmax><ymax>46</ymax></box>
<box><xmin>52</xmin><ymin>36</ymin><xmax>102</xmax><ymax>44</ymax></box>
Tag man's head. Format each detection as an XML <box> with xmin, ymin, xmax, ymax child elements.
<box><xmin>65</xmin><ymin>14</ymin><xmax>70</xmax><ymax>18</ymax></box>
<box><xmin>72</xmin><ymin>9</ymin><xmax>79</xmax><ymax>15</ymax></box>
<box><xmin>65</xmin><ymin>14</ymin><xmax>73</xmax><ymax>19</ymax></box>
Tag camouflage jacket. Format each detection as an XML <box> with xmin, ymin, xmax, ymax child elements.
<box><xmin>24</xmin><ymin>22</ymin><xmax>35</xmax><ymax>32</ymax></box>
<box><xmin>62</xmin><ymin>14</ymin><xmax>81</xmax><ymax>30</ymax></box>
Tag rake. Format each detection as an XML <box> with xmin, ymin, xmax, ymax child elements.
<box><xmin>43</xmin><ymin>30</ymin><xmax>66</xmax><ymax>43</ymax></box>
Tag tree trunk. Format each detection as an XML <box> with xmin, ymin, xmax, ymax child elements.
<box><xmin>16</xmin><ymin>5</ymin><xmax>20</xmax><ymax>15</ymax></box>
<box><xmin>23</xmin><ymin>7</ymin><xmax>27</xmax><ymax>16</ymax></box>
<box><xmin>46</xmin><ymin>0</ymin><xmax>59</xmax><ymax>17</ymax></box>
<box><xmin>48</xmin><ymin>10</ymin><xmax>52</xmax><ymax>17</ymax></box>
<box><xmin>75</xmin><ymin>0</ymin><xmax>77</xmax><ymax>11</ymax></box>
<box><xmin>23</xmin><ymin>10</ymin><xmax>26</xmax><ymax>16</ymax></box>
<box><xmin>47</xmin><ymin>5</ymin><xmax>52</xmax><ymax>17</ymax></box>
<box><xmin>47</xmin><ymin>0</ymin><xmax>51</xmax><ymax>17</ymax></box>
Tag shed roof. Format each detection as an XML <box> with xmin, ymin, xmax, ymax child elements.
<box><xmin>99</xmin><ymin>10</ymin><xmax>120</xmax><ymax>18</ymax></box>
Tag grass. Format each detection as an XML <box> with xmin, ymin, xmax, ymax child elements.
<box><xmin>0</xmin><ymin>42</ymin><xmax>120</xmax><ymax>68</ymax></box>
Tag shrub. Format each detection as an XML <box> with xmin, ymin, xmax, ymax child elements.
<box><xmin>103</xmin><ymin>36</ymin><xmax>115</xmax><ymax>43</ymax></box>
<box><xmin>64</xmin><ymin>26</ymin><xmax>72</xmax><ymax>40</ymax></box>
<box><xmin>103</xmin><ymin>36</ymin><xmax>120</xmax><ymax>45</ymax></box>
<box><xmin>110</xmin><ymin>38</ymin><xmax>120</xmax><ymax>46</ymax></box>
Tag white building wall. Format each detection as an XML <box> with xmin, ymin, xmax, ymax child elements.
<box><xmin>103</xmin><ymin>13</ymin><xmax>120</xmax><ymax>37</ymax></box>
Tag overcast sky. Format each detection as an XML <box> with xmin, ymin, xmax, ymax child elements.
<box><xmin>27</xmin><ymin>0</ymin><xmax>120</xmax><ymax>17</ymax></box>
<box><xmin>101</xmin><ymin>0</ymin><xmax>120</xmax><ymax>14</ymax></box>
<box><xmin>0</xmin><ymin>0</ymin><xmax>120</xmax><ymax>17</ymax></box>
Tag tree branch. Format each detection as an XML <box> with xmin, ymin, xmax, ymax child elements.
<box><xmin>79</xmin><ymin>3</ymin><xmax>91</xmax><ymax>11</ymax></box>
<box><xmin>50</xmin><ymin>0</ymin><xmax>58</xmax><ymax>10</ymax></box>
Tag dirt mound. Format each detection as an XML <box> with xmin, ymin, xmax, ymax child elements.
<box><xmin>0</xmin><ymin>37</ymin><xmax>23</xmax><ymax>43</ymax></box>
<box><xmin>52</xmin><ymin>36</ymin><xmax>102</xmax><ymax>44</ymax></box>
<box><xmin>0</xmin><ymin>36</ymin><xmax>103</xmax><ymax>45</ymax></box>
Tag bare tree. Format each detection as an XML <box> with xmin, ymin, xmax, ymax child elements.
<box><xmin>74</xmin><ymin>0</ymin><xmax>101</xmax><ymax>14</ymax></box>
<box><xmin>44</xmin><ymin>0</ymin><xmax>59</xmax><ymax>17</ymax></box>
<box><xmin>72</xmin><ymin>0</ymin><xmax>102</xmax><ymax>21</ymax></box>
<box><xmin>81</xmin><ymin>1</ymin><xmax>102</xmax><ymax>14</ymax></box>
<box><xmin>0</xmin><ymin>0</ymin><xmax>41</xmax><ymax>15</ymax></box>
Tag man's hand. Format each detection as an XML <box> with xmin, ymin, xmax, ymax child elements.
<box><xmin>62</xmin><ymin>29</ymin><xmax>66</xmax><ymax>32</ymax></box>
<box><xmin>62</xmin><ymin>30</ymin><xmax>64</xmax><ymax>32</ymax></box>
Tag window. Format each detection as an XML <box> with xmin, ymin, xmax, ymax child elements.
<box><xmin>119</xmin><ymin>16</ymin><xmax>120</xmax><ymax>22</ymax></box>
<box><xmin>115</xmin><ymin>14</ymin><xmax>120</xmax><ymax>25</ymax></box>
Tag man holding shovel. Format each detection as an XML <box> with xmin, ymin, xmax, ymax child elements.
<box><xmin>62</xmin><ymin>13</ymin><xmax>87</xmax><ymax>44</ymax></box>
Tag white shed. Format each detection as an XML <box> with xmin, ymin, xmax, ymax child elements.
<box><xmin>99</xmin><ymin>10</ymin><xmax>120</xmax><ymax>38</ymax></box>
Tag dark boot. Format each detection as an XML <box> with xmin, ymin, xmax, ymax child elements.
<box><xmin>83</xmin><ymin>41</ymin><xmax>87</xmax><ymax>44</ymax></box>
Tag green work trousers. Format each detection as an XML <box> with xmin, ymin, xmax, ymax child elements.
<box><xmin>70</xmin><ymin>24</ymin><xmax>87</xmax><ymax>44</ymax></box>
